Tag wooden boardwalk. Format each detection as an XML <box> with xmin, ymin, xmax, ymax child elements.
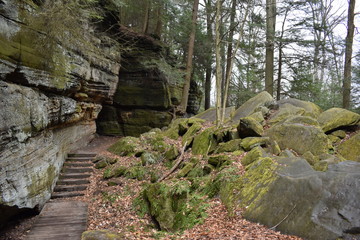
<box><xmin>26</xmin><ymin>201</ymin><xmax>88</xmax><ymax>240</ymax></box>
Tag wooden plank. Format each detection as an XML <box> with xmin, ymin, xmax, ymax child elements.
<box><xmin>26</xmin><ymin>201</ymin><xmax>88</xmax><ymax>240</ymax></box>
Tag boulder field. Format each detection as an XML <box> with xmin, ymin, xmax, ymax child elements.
<box><xmin>101</xmin><ymin>91</ymin><xmax>360</xmax><ymax>240</ymax></box>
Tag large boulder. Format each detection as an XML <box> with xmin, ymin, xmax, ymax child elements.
<box><xmin>318</xmin><ymin>108</ymin><xmax>360</xmax><ymax>133</ymax></box>
<box><xmin>142</xmin><ymin>180</ymin><xmax>208</xmax><ymax>231</ymax></box>
<box><xmin>231</xmin><ymin>91</ymin><xmax>273</xmax><ymax>123</ymax></box>
<box><xmin>194</xmin><ymin>107</ymin><xmax>235</xmax><ymax>123</ymax></box>
<box><xmin>277</xmin><ymin>98</ymin><xmax>322</xmax><ymax>118</ymax></box>
<box><xmin>267</xmin><ymin>103</ymin><xmax>306</xmax><ymax>126</ymax></box>
<box><xmin>223</xmin><ymin>157</ymin><xmax>360</xmax><ymax>240</ymax></box>
<box><xmin>265</xmin><ymin>122</ymin><xmax>330</xmax><ymax>155</ymax></box>
<box><xmin>337</xmin><ymin>132</ymin><xmax>360</xmax><ymax>162</ymax></box>
<box><xmin>237</xmin><ymin>116</ymin><xmax>264</xmax><ymax>138</ymax></box>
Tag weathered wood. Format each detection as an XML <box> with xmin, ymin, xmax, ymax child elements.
<box><xmin>26</xmin><ymin>201</ymin><xmax>88</xmax><ymax>240</ymax></box>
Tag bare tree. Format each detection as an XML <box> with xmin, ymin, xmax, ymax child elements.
<box><xmin>343</xmin><ymin>0</ymin><xmax>356</xmax><ymax>109</ymax></box>
<box><xmin>179</xmin><ymin>0</ymin><xmax>200</xmax><ymax>113</ymax></box>
<box><xmin>215</xmin><ymin>0</ymin><xmax>222</xmax><ymax>127</ymax></box>
<box><xmin>265</xmin><ymin>0</ymin><xmax>276</xmax><ymax>96</ymax></box>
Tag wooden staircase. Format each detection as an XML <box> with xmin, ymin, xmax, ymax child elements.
<box><xmin>26</xmin><ymin>152</ymin><xmax>96</xmax><ymax>240</ymax></box>
<box><xmin>51</xmin><ymin>153</ymin><xmax>96</xmax><ymax>199</ymax></box>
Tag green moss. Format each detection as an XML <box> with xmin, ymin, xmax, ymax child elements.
<box><xmin>103</xmin><ymin>165</ymin><xmax>127</xmax><ymax>179</ymax></box>
<box><xmin>108</xmin><ymin>137</ymin><xmax>143</xmax><ymax>156</ymax></box>
<box><xmin>240</xmin><ymin>137</ymin><xmax>269</xmax><ymax>151</ymax></box>
<box><xmin>124</xmin><ymin>166</ymin><xmax>147</xmax><ymax>181</ymax></box>
<box><xmin>164</xmin><ymin>145</ymin><xmax>179</xmax><ymax>161</ymax></box>
<box><xmin>182</xmin><ymin>122</ymin><xmax>202</xmax><ymax>147</ymax></box>
<box><xmin>139</xmin><ymin>179</ymin><xmax>209</xmax><ymax>231</ymax></box>
<box><xmin>177</xmin><ymin>162</ymin><xmax>196</xmax><ymax>178</ymax></box>
<box><xmin>337</xmin><ymin>132</ymin><xmax>360</xmax><ymax>162</ymax></box>
<box><xmin>208</xmin><ymin>155</ymin><xmax>232</xmax><ymax>168</ymax></box>
<box><xmin>81</xmin><ymin>230</ymin><xmax>124</xmax><ymax>240</ymax></box>
<box><xmin>229</xmin><ymin>158</ymin><xmax>278</xmax><ymax>213</ymax></box>
<box><xmin>318</xmin><ymin>108</ymin><xmax>360</xmax><ymax>133</ymax></box>
<box><xmin>241</xmin><ymin>146</ymin><xmax>266</xmax><ymax>166</ymax></box>
<box><xmin>215</xmin><ymin>139</ymin><xmax>243</xmax><ymax>153</ymax></box>
<box><xmin>237</xmin><ymin>116</ymin><xmax>264</xmax><ymax>138</ymax></box>
<box><xmin>192</xmin><ymin>127</ymin><xmax>217</xmax><ymax>155</ymax></box>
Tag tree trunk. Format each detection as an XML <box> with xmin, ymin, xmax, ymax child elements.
<box><xmin>204</xmin><ymin>0</ymin><xmax>213</xmax><ymax>110</ymax></box>
<box><xmin>221</xmin><ymin>4</ymin><xmax>249</xmax><ymax>123</ymax></box>
<box><xmin>155</xmin><ymin>1</ymin><xmax>163</xmax><ymax>39</ymax></box>
<box><xmin>205</xmin><ymin>67</ymin><xmax>212</xmax><ymax>110</ymax></box>
<box><xmin>343</xmin><ymin>0</ymin><xmax>355</xmax><ymax>109</ymax></box>
<box><xmin>276</xmin><ymin>46</ymin><xmax>282</xmax><ymax>101</ymax></box>
<box><xmin>224</xmin><ymin>0</ymin><xmax>236</xmax><ymax>107</ymax></box>
<box><xmin>215</xmin><ymin>0</ymin><xmax>222</xmax><ymax>127</ymax></box>
<box><xmin>265</xmin><ymin>0</ymin><xmax>276</xmax><ymax>96</ymax></box>
<box><xmin>179</xmin><ymin>0</ymin><xmax>200</xmax><ymax>113</ymax></box>
<box><xmin>142</xmin><ymin>0</ymin><xmax>150</xmax><ymax>34</ymax></box>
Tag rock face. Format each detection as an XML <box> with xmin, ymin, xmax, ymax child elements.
<box><xmin>225</xmin><ymin>157</ymin><xmax>360</xmax><ymax>240</ymax></box>
<box><xmin>0</xmin><ymin>0</ymin><xmax>119</xmax><ymax>224</ymax></box>
<box><xmin>96</xmin><ymin>27</ymin><xmax>191</xmax><ymax>136</ymax></box>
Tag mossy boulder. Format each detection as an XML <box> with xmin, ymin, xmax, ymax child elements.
<box><xmin>248</xmin><ymin>111</ymin><xmax>265</xmax><ymax>125</ymax></box>
<box><xmin>142</xmin><ymin>180</ymin><xmax>208</xmax><ymax>231</ymax></box>
<box><xmin>194</xmin><ymin>106</ymin><xmax>235</xmax><ymax>122</ymax></box>
<box><xmin>192</xmin><ymin>127</ymin><xmax>217</xmax><ymax>155</ymax></box>
<box><xmin>268</xmin><ymin>103</ymin><xmax>306</xmax><ymax>126</ymax></box>
<box><xmin>302</xmin><ymin>151</ymin><xmax>319</xmax><ymax>166</ymax></box>
<box><xmin>81</xmin><ymin>230</ymin><xmax>124</xmax><ymax>240</ymax></box>
<box><xmin>283</xmin><ymin>115</ymin><xmax>319</xmax><ymax>126</ymax></box>
<box><xmin>265</xmin><ymin>123</ymin><xmax>330</xmax><ymax>155</ymax></box>
<box><xmin>124</xmin><ymin>166</ymin><xmax>147</xmax><ymax>180</ymax></box>
<box><xmin>318</xmin><ymin>108</ymin><xmax>360</xmax><ymax>133</ymax></box>
<box><xmin>231</xmin><ymin>91</ymin><xmax>274</xmax><ymax>123</ymax></box>
<box><xmin>241</xmin><ymin>146</ymin><xmax>267</xmax><ymax>166</ymax></box>
<box><xmin>337</xmin><ymin>132</ymin><xmax>360</xmax><ymax>162</ymax></box>
<box><xmin>208</xmin><ymin>155</ymin><xmax>232</xmax><ymax>168</ymax></box>
<box><xmin>223</xmin><ymin>157</ymin><xmax>360</xmax><ymax>240</ymax></box>
<box><xmin>330</xmin><ymin>130</ymin><xmax>346</xmax><ymax>139</ymax></box>
<box><xmin>164</xmin><ymin>145</ymin><xmax>179</xmax><ymax>161</ymax></box>
<box><xmin>103</xmin><ymin>165</ymin><xmax>127</xmax><ymax>179</ymax></box>
<box><xmin>163</xmin><ymin>118</ymin><xmax>186</xmax><ymax>139</ymax></box>
<box><xmin>237</xmin><ymin>116</ymin><xmax>264</xmax><ymax>138</ymax></box>
<box><xmin>240</xmin><ymin>137</ymin><xmax>270</xmax><ymax>151</ymax></box>
<box><xmin>108</xmin><ymin>137</ymin><xmax>143</xmax><ymax>156</ymax></box>
<box><xmin>215</xmin><ymin>139</ymin><xmax>243</xmax><ymax>153</ymax></box>
<box><xmin>177</xmin><ymin>162</ymin><xmax>196</xmax><ymax>178</ymax></box>
<box><xmin>182</xmin><ymin>122</ymin><xmax>202</xmax><ymax>147</ymax></box>
<box><xmin>277</xmin><ymin>98</ymin><xmax>322</xmax><ymax>118</ymax></box>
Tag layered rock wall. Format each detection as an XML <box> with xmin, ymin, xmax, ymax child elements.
<box><xmin>0</xmin><ymin>0</ymin><xmax>120</xmax><ymax>223</ymax></box>
<box><xmin>97</xmin><ymin>28</ymin><xmax>186</xmax><ymax>136</ymax></box>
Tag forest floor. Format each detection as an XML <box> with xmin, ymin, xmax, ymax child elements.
<box><xmin>1</xmin><ymin>135</ymin><xmax>303</xmax><ymax>240</ymax></box>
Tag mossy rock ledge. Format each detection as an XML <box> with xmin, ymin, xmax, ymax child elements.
<box><xmin>222</xmin><ymin>157</ymin><xmax>360</xmax><ymax>240</ymax></box>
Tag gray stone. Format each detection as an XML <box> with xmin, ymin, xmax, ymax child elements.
<box><xmin>231</xmin><ymin>91</ymin><xmax>273</xmax><ymax>123</ymax></box>
<box><xmin>225</xmin><ymin>157</ymin><xmax>360</xmax><ymax>240</ymax></box>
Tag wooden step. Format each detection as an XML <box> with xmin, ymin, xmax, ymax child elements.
<box><xmin>62</xmin><ymin>167</ymin><xmax>93</xmax><ymax>173</ymax></box>
<box><xmin>51</xmin><ymin>192</ymin><xmax>85</xmax><ymax>199</ymax></box>
<box><xmin>57</xmin><ymin>179</ymin><xmax>90</xmax><ymax>185</ymax></box>
<box><xmin>66</xmin><ymin>157</ymin><xmax>95</xmax><ymax>162</ymax></box>
<box><xmin>26</xmin><ymin>201</ymin><xmax>88</xmax><ymax>239</ymax></box>
<box><xmin>54</xmin><ymin>185</ymin><xmax>88</xmax><ymax>192</ymax></box>
<box><xmin>67</xmin><ymin>153</ymin><xmax>96</xmax><ymax>158</ymax></box>
<box><xmin>64</xmin><ymin>162</ymin><xmax>93</xmax><ymax>167</ymax></box>
<box><xmin>59</xmin><ymin>173</ymin><xmax>91</xmax><ymax>179</ymax></box>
